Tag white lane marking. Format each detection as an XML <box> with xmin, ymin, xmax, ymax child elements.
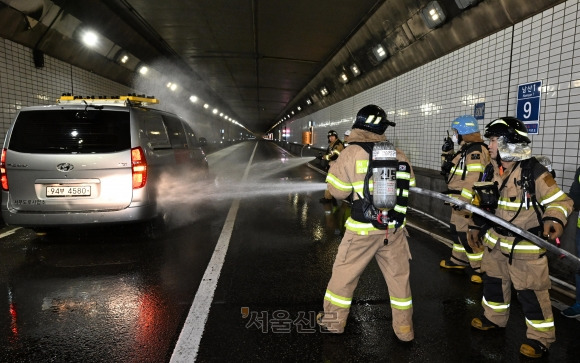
<box><xmin>0</xmin><ymin>227</ymin><xmax>21</xmax><ymax>239</ymax></box>
<box><xmin>170</xmin><ymin>142</ymin><xmax>259</xmax><ymax>363</ymax></box>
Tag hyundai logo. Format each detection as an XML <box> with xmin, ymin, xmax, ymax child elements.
<box><xmin>56</xmin><ymin>163</ymin><xmax>74</xmax><ymax>172</ymax></box>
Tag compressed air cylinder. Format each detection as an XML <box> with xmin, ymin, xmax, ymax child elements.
<box><xmin>371</xmin><ymin>141</ymin><xmax>398</xmax><ymax>209</ymax></box>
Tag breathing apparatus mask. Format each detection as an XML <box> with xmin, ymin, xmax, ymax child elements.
<box><xmin>496</xmin><ymin>136</ymin><xmax>532</xmax><ymax>162</ymax></box>
<box><xmin>451</xmin><ymin>133</ymin><xmax>459</xmax><ymax>144</ymax></box>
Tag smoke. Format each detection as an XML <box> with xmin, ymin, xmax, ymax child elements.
<box><xmin>130</xmin><ymin>59</ymin><xmax>226</xmax><ymax>140</ymax></box>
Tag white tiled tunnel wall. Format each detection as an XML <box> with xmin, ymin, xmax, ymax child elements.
<box><xmin>0</xmin><ymin>38</ymin><xmax>133</xmax><ymax>141</ymax></box>
<box><xmin>1</xmin><ymin>2</ymin><xmax>580</xmax><ymax>189</ymax></box>
<box><xmin>290</xmin><ymin>0</ymin><xmax>580</xmax><ymax>190</ymax></box>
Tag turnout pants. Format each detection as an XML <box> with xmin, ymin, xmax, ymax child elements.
<box><xmin>449</xmin><ymin>209</ymin><xmax>483</xmax><ymax>271</ymax></box>
<box><xmin>480</xmin><ymin>246</ymin><xmax>555</xmax><ymax>347</ymax></box>
<box><xmin>321</xmin><ymin>228</ymin><xmax>414</xmax><ymax>341</ymax></box>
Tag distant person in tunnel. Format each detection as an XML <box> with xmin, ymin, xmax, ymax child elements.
<box><xmin>317</xmin><ymin>104</ymin><xmax>416</xmax><ymax>342</ymax></box>
<box><xmin>468</xmin><ymin>117</ymin><xmax>573</xmax><ymax>359</ymax></box>
<box><xmin>319</xmin><ymin>130</ymin><xmax>344</xmax><ymax>203</ymax></box>
<box><xmin>439</xmin><ymin>115</ymin><xmax>490</xmax><ymax>284</ymax></box>
<box><xmin>343</xmin><ymin>129</ymin><xmax>351</xmax><ymax>147</ymax></box>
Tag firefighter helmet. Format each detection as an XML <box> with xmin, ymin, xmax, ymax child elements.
<box><xmin>327</xmin><ymin>130</ymin><xmax>338</xmax><ymax>138</ymax></box>
<box><xmin>484</xmin><ymin>117</ymin><xmax>531</xmax><ymax>144</ymax></box>
<box><xmin>451</xmin><ymin>115</ymin><xmax>479</xmax><ymax>135</ymax></box>
<box><xmin>485</xmin><ymin>117</ymin><xmax>531</xmax><ymax>161</ymax></box>
<box><xmin>352</xmin><ymin>105</ymin><xmax>391</xmax><ymax>135</ymax></box>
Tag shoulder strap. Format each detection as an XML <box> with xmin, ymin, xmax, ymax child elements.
<box><xmin>455</xmin><ymin>142</ymin><xmax>486</xmax><ymax>181</ymax></box>
<box><xmin>348</xmin><ymin>141</ymin><xmax>373</xmax><ymax>154</ymax></box>
<box><xmin>520</xmin><ymin>157</ymin><xmax>548</xmax><ymax>225</ymax></box>
<box><xmin>462</xmin><ymin>142</ymin><xmax>487</xmax><ymax>154</ymax></box>
<box><xmin>520</xmin><ymin>157</ymin><xmax>548</xmax><ymax>195</ymax></box>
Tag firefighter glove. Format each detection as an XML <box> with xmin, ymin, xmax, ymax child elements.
<box><xmin>467</xmin><ymin>227</ymin><xmax>483</xmax><ymax>249</ymax></box>
<box><xmin>387</xmin><ymin>209</ymin><xmax>405</xmax><ymax>229</ymax></box>
<box><xmin>542</xmin><ymin>219</ymin><xmax>564</xmax><ymax>242</ymax></box>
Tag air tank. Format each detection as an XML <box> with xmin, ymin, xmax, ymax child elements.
<box><xmin>371</xmin><ymin>141</ymin><xmax>397</xmax><ymax>209</ymax></box>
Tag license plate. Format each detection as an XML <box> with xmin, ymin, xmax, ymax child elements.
<box><xmin>46</xmin><ymin>186</ymin><xmax>91</xmax><ymax>197</ymax></box>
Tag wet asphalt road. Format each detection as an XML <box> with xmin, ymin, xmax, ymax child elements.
<box><xmin>1</xmin><ymin>140</ymin><xmax>579</xmax><ymax>362</ymax></box>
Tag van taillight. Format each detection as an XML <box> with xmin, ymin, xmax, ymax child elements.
<box><xmin>1</xmin><ymin>148</ymin><xmax>8</xmax><ymax>191</ymax></box>
<box><xmin>131</xmin><ymin>147</ymin><xmax>147</xmax><ymax>189</ymax></box>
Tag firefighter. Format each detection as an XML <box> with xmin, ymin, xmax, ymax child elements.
<box><xmin>334</xmin><ymin>129</ymin><xmax>353</xmax><ymax>235</ymax></box>
<box><xmin>317</xmin><ymin>105</ymin><xmax>416</xmax><ymax>342</ymax></box>
<box><xmin>319</xmin><ymin>130</ymin><xmax>345</xmax><ymax>203</ymax></box>
<box><xmin>561</xmin><ymin>165</ymin><xmax>580</xmax><ymax>318</ymax></box>
<box><xmin>343</xmin><ymin>129</ymin><xmax>351</xmax><ymax>147</ymax></box>
<box><xmin>439</xmin><ymin>115</ymin><xmax>490</xmax><ymax>283</ymax></box>
<box><xmin>468</xmin><ymin>117</ymin><xmax>573</xmax><ymax>358</ymax></box>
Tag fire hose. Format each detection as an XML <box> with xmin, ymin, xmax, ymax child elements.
<box><xmin>410</xmin><ymin>186</ymin><xmax>580</xmax><ymax>268</ymax></box>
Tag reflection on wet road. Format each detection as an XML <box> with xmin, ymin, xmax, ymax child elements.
<box><xmin>1</xmin><ymin>140</ymin><xmax>579</xmax><ymax>362</ymax></box>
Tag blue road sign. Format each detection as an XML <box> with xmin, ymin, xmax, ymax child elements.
<box><xmin>474</xmin><ymin>102</ymin><xmax>485</xmax><ymax>120</ymax></box>
<box><xmin>516</xmin><ymin>81</ymin><xmax>542</xmax><ymax>134</ymax></box>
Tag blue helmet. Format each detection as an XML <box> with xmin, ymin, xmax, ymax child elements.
<box><xmin>451</xmin><ymin>115</ymin><xmax>479</xmax><ymax>135</ymax></box>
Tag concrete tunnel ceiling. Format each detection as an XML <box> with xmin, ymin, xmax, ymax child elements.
<box><xmin>0</xmin><ymin>0</ymin><xmax>566</xmax><ymax>134</ymax></box>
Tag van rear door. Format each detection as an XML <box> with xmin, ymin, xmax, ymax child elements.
<box><xmin>4</xmin><ymin>108</ymin><xmax>133</xmax><ymax>212</ymax></box>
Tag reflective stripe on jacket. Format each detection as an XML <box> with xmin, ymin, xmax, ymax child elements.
<box><xmin>486</xmin><ymin>159</ymin><xmax>573</xmax><ymax>259</ymax></box>
<box><xmin>325</xmin><ymin>128</ymin><xmax>415</xmax><ymax>236</ymax></box>
<box><xmin>447</xmin><ymin>142</ymin><xmax>490</xmax><ymax>204</ymax></box>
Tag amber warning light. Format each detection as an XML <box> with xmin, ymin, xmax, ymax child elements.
<box><xmin>57</xmin><ymin>94</ymin><xmax>159</xmax><ymax>106</ymax></box>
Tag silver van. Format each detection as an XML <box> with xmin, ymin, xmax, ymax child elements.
<box><xmin>0</xmin><ymin>94</ymin><xmax>209</xmax><ymax>234</ymax></box>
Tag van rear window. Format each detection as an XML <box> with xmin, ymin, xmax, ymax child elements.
<box><xmin>8</xmin><ymin>109</ymin><xmax>131</xmax><ymax>154</ymax></box>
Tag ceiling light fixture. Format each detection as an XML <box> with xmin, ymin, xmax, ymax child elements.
<box><xmin>350</xmin><ymin>64</ymin><xmax>361</xmax><ymax>77</ymax></box>
<box><xmin>421</xmin><ymin>1</ymin><xmax>446</xmax><ymax>29</ymax></box>
<box><xmin>372</xmin><ymin>44</ymin><xmax>387</xmax><ymax>62</ymax></box>
<box><xmin>115</xmin><ymin>51</ymin><xmax>130</xmax><ymax>64</ymax></box>
<box><xmin>81</xmin><ymin>30</ymin><xmax>98</xmax><ymax>47</ymax></box>
<box><xmin>338</xmin><ymin>72</ymin><xmax>349</xmax><ymax>84</ymax></box>
<box><xmin>320</xmin><ymin>86</ymin><xmax>329</xmax><ymax>97</ymax></box>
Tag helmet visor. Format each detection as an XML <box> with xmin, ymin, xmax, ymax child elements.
<box><xmin>497</xmin><ymin>136</ymin><xmax>532</xmax><ymax>162</ymax></box>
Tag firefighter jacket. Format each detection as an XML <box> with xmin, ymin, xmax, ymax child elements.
<box><xmin>447</xmin><ymin>140</ymin><xmax>490</xmax><ymax>202</ymax></box>
<box><xmin>325</xmin><ymin>128</ymin><xmax>416</xmax><ymax>235</ymax></box>
<box><xmin>482</xmin><ymin>158</ymin><xmax>573</xmax><ymax>259</ymax></box>
<box><xmin>446</xmin><ymin>137</ymin><xmax>490</xmax><ymax>231</ymax></box>
<box><xmin>323</xmin><ymin>139</ymin><xmax>344</xmax><ymax>161</ymax></box>
<box><xmin>569</xmin><ymin>166</ymin><xmax>580</xmax><ymax>228</ymax></box>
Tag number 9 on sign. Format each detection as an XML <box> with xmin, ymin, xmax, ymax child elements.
<box><xmin>516</xmin><ymin>97</ymin><xmax>540</xmax><ymax>122</ymax></box>
<box><xmin>523</xmin><ymin>101</ymin><xmax>532</xmax><ymax>119</ymax></box>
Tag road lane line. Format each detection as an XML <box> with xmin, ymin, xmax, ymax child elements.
<box><xmin>0</xmin><ymin>227</ymin><xmax>21</xmax><ymax>239</ymax></box>
<box><xmin>170</xmin><ymin>142</ymin><xmax>259</xmax><ymax>362</ymax></box>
